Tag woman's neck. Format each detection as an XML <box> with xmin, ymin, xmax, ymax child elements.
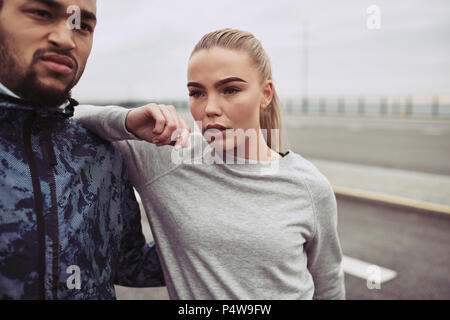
<box><xmin>232</xmin><ymin>130</ymin><xmax>281</xmax><ymax>162</ymax></box>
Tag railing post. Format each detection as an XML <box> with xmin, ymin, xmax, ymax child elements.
<box><xmin>286</xmin><ymin>99</ymin><xmax>293</xmax><ymax>114</ymax></box>
<box><xmin>432</xmin><ymin>95</ymin><xmax>439</xmax><ymax>117</ymax></box>
<box><xmin>393</xmin><ymin>98</ymin><xmax>400</xmax><ymax>116</ymax></box>
<box><xmin>405</xmin><ymin>96</ymin><xmax>413</xmax><ymax>117</ymax></box>
<box><xmin>358</xmin><ymin>97</ymin><xmax>365</xmax><ymax>115</ymax></box>
<box><xmin>302</xmin><ymin>97</ymin><xmax>309</xmax><ymax>114</ymax></box>
<box><xmin>380</xmin><ymin>97</ymin><xmax>387</xmax><ymax>116</ymax></box>
<box><xmin>338</xmin><ymin>97</ymin><xmax>345</xmax><ymax>115</ymax></box>
<box><xmin>319</xmin><ymin>97</ymin><xmax>326</xmax><ymax>115</ymax></box>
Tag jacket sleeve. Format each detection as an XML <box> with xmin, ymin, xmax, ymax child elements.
<box><xmin>114</xmin><ymin>166</ymin><xmax>165</xmax><ymax>287</ymax></box>
<box><xmin>304</xmin><ymin>173</ymin><xmax>346</xmax><ymax>300</ymax></box>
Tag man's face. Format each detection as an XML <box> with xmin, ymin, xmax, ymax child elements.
<box><xmin>0</xmin><ymin>0</ymin><xmax>97</xmax><ymax>107</ymax></box>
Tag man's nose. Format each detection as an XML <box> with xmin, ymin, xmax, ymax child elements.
<box><xmin>47</xmin><ymin>21</ymin><xmax>76</xmax><ymax>51</ymax></box>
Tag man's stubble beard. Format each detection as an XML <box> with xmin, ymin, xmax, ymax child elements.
<box><xmin>0</xmin><ymin>24</ymin><xmax>84</xmax><ymax>109</ymax></box>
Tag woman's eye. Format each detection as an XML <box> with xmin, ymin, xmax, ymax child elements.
<box><xmin>224</xmin><ymin>87</ymin><xmax>240</xmax><ymax>95</ymax></box>
<box><xmin>189</xmin><ymin>91</ymin><xmax>203</xmax><ymax>98</ymax></box>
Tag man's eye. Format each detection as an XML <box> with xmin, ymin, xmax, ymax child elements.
<box><xmin>30</xmin><ymin>9</ymin><xmax>52</xmax><ymax>19</ymax></box>
<box><xmin>80</xmin><ymin>23</ymin><xmax>93</xmax><ymax>33</ymax></box>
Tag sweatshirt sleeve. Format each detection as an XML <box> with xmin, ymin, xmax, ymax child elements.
<box><xmin>304</xmin><ymin>171</ymin><xmax>346</xmax><ymax>300</ymax></box>
<box><xmin>73</xmin><ymin>105</ymin><xmax>139</xmax><ymax>142</ymax></box>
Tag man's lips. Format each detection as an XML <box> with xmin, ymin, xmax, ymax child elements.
<box><xmin>40</xmin><ymin>54</ymin><xmax>75</xmax><ymax>75</ymax></box>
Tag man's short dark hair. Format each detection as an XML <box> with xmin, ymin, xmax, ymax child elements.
<box><xmin>0</xmin><ymin>0</ymin><xmax>3</xmax><ymax>10</ymax></box>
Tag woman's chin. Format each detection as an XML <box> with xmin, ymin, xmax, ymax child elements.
<box><xmin>208</xmin><ymin>141</ymin><xmax>249</xmax><ymax>158</ymax></box>
<box><xmin>207</xmin><ymin>141</ymin><xmax>234</xmax><ymax>152</ymax></box>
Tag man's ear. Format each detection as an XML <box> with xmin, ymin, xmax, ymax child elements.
<box><xmin>260</xmin><ymin>80</ymin><xmax>274</xmax><ymax>110</ymax></box>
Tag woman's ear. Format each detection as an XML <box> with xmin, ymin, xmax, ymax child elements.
<box><xmin>260</xmin><ymin>80</ymin><xmax>274</xmax><ymax>110</ymax></box>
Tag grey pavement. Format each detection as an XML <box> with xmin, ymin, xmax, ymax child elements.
<box><xmin>310</xmin><ymin>158</ymin><xmax>450</xmax><ymax>209</ymax></box>
<box><xmin>283</xmin><ymin>114</ymin><xmax>450</xmax><ymax>175</ymax></box>
<box><xmin>282</xmin><ymin>114</ymin><xmax>450</xmax><ymax>211</ymax></box>
<box><xmin>337</xmin><ymin>195</ymin><xmax>450</xmax><ymax>300</ymax></box>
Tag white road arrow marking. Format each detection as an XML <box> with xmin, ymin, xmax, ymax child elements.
<box><xmin>342</xmin><ymin>255</ymin><xmax>397</xmax><ymax>284</ymax></box>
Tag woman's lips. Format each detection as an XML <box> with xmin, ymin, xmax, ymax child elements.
<box><xmin>40</xmin><ymin>55</ymin><xmax>75</xmax><ymax>75</ymax></box>
<box><xmin>204</xmin><ymin>128</ymin><xmax>228</xmax><ymax>140</ymax></box>
<box><xmin>204</xmin><ymin>124</ymin><xmax>230</xmax><ymax>140</ymax></box>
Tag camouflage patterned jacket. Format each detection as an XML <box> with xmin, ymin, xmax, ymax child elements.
<box><xmin>0</xmin><ymin>93</ymin><xmax>165</xmax><ymax>300</ymax></box>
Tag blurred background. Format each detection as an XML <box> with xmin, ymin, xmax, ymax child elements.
<box><xmin>74</xmin><ymin>0</ymin><xmax>450</xmax><ymax>300</ymax></box>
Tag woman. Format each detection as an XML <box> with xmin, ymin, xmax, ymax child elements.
<box><xmin>74</xmin><ymin>29</ymin><xmax>345</xmax><ymax>300</ymax></box>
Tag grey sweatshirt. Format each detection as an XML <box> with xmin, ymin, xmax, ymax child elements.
<box><xmin>73</xmin><ymin>105</ymin><xmax>346</xmax><ymax>300</ymax></box>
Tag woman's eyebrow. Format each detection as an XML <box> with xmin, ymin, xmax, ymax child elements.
<box><xmin>187</xmin><ymin>82</ymin><xmax>205</xmax><ymax>89</ymax></box>
<box><xmin>214</xmin><ymin>77</ymin><xmax>247</xmax><ymax>88</ymax></box>
<box><xmin>187</xmin><ymin>77</ymin><xmax>247</xmax><ymax>89</ymax></box>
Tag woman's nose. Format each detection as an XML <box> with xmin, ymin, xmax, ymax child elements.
<box><xmin>204</xmin><ymin>97</ymin><xmax>222</xmax><ymax>117</ymax></box>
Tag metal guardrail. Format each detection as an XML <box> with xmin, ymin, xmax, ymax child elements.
<box><xmin>282</xmin><ymin>96</ymin><xmax>450</xmax><ymax>118</ymax></box>
<box><xmin>105</xmin><ymin>95</ymin><xmax>450</xmax><ymax>119</ymax></box>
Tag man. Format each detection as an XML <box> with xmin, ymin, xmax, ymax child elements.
<box><xmin>0</xmin><ymin>0</ymin><xmax>188</xmax><ymax>299</ymax></box>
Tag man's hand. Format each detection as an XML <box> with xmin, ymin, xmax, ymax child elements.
<box><xmin>125</xmin><ymin>103</ymin><xmax>191</xmax><ymax>150</ymax></box>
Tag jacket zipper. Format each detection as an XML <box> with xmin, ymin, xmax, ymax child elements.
<box><xmin>23</xmin><ymin>115</ymin><xmax>46</xmax><ymax>300</ymax></box>
<box><xmin>39</xmin><ymin>117</ymin><xmax>59</xmax><ymax>300</ymax></box>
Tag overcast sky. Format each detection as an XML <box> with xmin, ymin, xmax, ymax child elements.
<box><xmin>72</xmin><ymin>0</ymin><xmax>450</xmax><ymax>103</ymax></box>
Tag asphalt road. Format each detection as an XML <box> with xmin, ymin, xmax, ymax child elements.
<box><xmin>116</xmin><ymin>196</ymin><xmax>450</xmax><ymax>300</ymax></box>
<box><xmin>283</xmin><ymin>116</ymin><xmax>450</xmax><ymax>175</ymax></box>
<box><xmin>337</xmin><ymin>195</ymin><xmax>450</xmax><ymax>299</ymax></box>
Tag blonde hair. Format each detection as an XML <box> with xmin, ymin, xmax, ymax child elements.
<box><xmin>190</xmin><ymin>28</ymin><xmax>282</xmax><ymax>152</ymax></box>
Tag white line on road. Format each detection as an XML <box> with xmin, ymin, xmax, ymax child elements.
<box><xmin>342</xmin><ymin>255</ymin><xmax>397</xmax><ymax>283</ymax></box>
<box><xmin>423</xmin><ymin>127</ymin><xmax>445</xmax><ymax>136</ymax></box>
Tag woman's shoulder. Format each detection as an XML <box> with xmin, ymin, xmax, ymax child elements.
<box><xmin>283</xmin><ymin>151</ymin><xmax>338</xmax><ymax>222</ymax></box>
<box><xmin>282</xmin><ymin>150</ymin><xmax>334</xmax><ymax>198</ymax></box>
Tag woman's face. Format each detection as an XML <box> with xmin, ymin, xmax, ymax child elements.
<box><xmin>187</xmin><ymin>47</ymin><xmax>273</xmax><ymax>151</ymax></box>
